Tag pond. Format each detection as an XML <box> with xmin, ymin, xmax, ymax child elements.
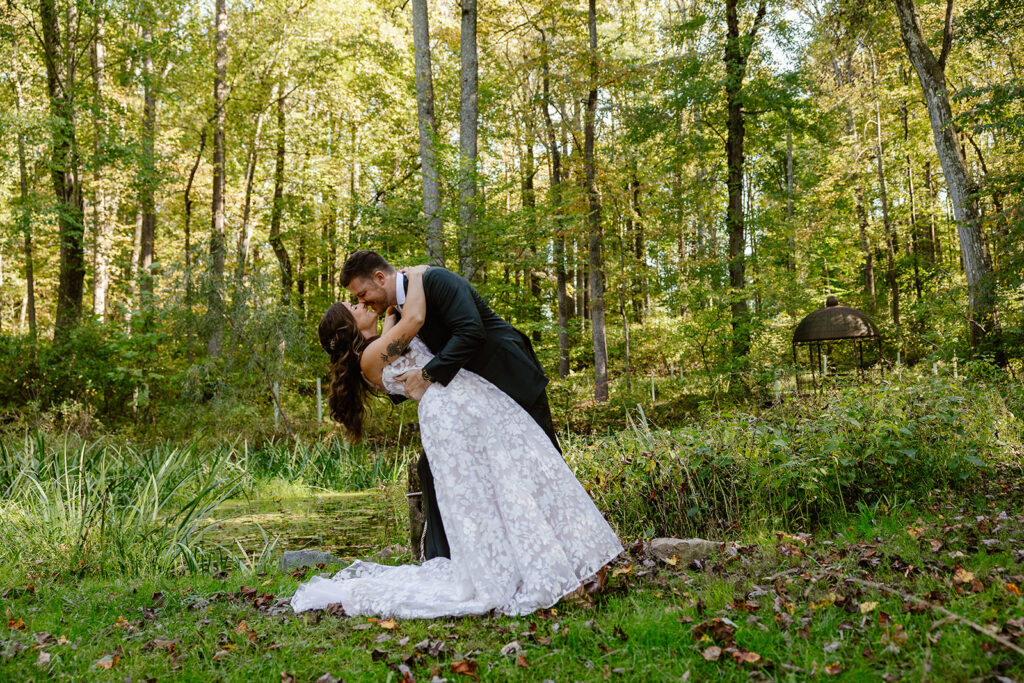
<box><xmin>204</xmin><ymin>490</ymin><xmax>394</xmax><ymax>561</ymax></box>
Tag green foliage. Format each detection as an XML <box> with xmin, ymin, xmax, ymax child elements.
<box><xmin>570</xmin><ymin>376</ymin><xmax>1022</xmax><ymax>540</ymax></box>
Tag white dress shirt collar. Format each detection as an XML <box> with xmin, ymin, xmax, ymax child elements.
<box><xmin>395</xmin><ymin>271</ymin><xmax>406</xmax><ymax>310</ymax></box>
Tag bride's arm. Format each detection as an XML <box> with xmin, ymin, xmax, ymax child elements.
<box><xmin>360</xmin><ymin>268</ymin><xmax>428</xmax><ymax>381</ymax></box>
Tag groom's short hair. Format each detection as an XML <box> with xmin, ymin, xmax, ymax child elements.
<box><xmin>340</xmin><ymin>250</ymin><xmax>394</xmax><ymax>287</ymax></box>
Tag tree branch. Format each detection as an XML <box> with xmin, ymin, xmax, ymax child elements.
<box><xmin>938</xmin><ymin>0</ymin><xmax>954</xmax><ymax>71</ymax></box>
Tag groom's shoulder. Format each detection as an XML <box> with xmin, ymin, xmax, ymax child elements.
<box><xmin>423</xmin><ymin>266</ymin><xmax>468</xmax><ymax>288</ymax></box>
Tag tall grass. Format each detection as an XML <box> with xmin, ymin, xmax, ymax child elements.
<box><xmin>0</xmin><ymin>433</ymin><xmax>409</xmax><ymax>577</ymax></box>
<box><xmin>568</xmin><ymin>375</ymin><xmax>1023</xmax><ymax>540</ymax></box>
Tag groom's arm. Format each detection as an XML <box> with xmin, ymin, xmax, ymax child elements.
<box><xmin>419</xmin><ymin>268</ymin><xmax>486</xmax><ymax>387</ymax></box>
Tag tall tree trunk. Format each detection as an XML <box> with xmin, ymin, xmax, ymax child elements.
<box><xmin>206</xmin><ymin>0</ymin><xmax>228</xmax><ymax>356</ymax></box>
<box><xmin>631</xmin><ymin>172</ymin><xmax>646</xmax><ymax>321</ymax></box>
<box><xmin>785</xmin><ymin>123</ymin><xmax>796</xmax><ymax>271</ymax></box>
<box><xmin>139</xmin><ymin>23</ymin><xmax>157</xmax><ymax>305</ymax></box>
<box><xmin>723</xmin><ymin>0</ymin><xmax>767</xmax><ymax>364</ymax></box>
<box><xmin>269</xmin><ymin>83</ymin><xmax>293</xmax><ymax>304</ymax></box>
<box><xmin>870</xmin><ymin>49</ymin><xmax>899</xmax><ymax>327</ymax></box>
<box><xmin>901</xmin><ymin>99</ymin><xmax>923</xmax><ymax>300</ymax></box>
<box><xmin>90</xmin><ymin>3</ymin><xmax>111</xmax><ymax>321</ymax></box>
<box><xmin>521</xmin><ymin>120</ymin><xmax>542</xmax><ymax>344</ymax></box>
<box><xmin>923</xmin><ymin>160</ymin><xmax>940</xmax><ymax>264</ymax></box>
<box><xmin>184</xmin><ymin>128</ymin><xmax>206</xmax><ymax>314</ymax></box>
<box><xmin>235</xmin><ymin>108</ymin><xmax>267</xmax><ymax>285</ymax></box>
<box><xmin>41</xmin><ymin>0</ymin><xmax>86</xmax><ymax>343</ymax></box>
<box><xmin>12</xmin><ymin>71</ymin><xmax>37</xmax><ymax>339</ymax></box>
<box><xmin>540</xmin><ymin>29</ymin><xmax>569</xmax><ymax>378</ymax></box>
<box><xmin>412</xmin><ymin>0</ymin><xmax>444</xmax><ymax>266</ymax></box>
<box><xmin>585</xmin><ymin>0</ymin><xmax>608</xmax><ymax>401</ymax></box>
<box><xmin>458</xmin><ymin>0</ymin><xmax>479</xmax><ymax>281</ymax></box>
<box><xmin>893</xmin><ymin>0</ymin><xmax>1001</xmax><ymax>358</ymax></box>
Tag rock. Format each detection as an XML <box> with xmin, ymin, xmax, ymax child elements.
<box><xmin>369</xmin><ymin>544</ymin><xmax>406</xmax><ymax>563</ymax></box>
<box><xmin>649</xmin><ymin>538</ymin><xmax>720</xmax><ymax>564</ymax></box>
<box><xmin>279</xmin><ymin>550</ymin><xmax>343</xmax><ymax>572</ymax></box>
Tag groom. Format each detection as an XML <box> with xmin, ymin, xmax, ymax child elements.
<box><xmin>340</xmin><ymin>250</ymin><xmax>560</xmax><ymax>560</ymax></box>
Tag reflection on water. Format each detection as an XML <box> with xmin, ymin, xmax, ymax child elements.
<box><xmin>205</xmin><ymin>490</ymin><xmax>388</xmax><ymax>561</ymax></box>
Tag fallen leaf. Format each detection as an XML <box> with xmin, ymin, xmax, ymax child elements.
<box><xmin>315</xmin><ymin>675</ymin><xmax>339</xmax><ymax>683</ymax></box>
<box><xmin>731</xmin><ymin>650</ymin><xmax>761</xmax><ymax>665</ymax></box>
<box><xmin>516</xmin><ymin>653</ymin><xmax>529</xmax><ymax>667</ymax></box>
<box><xmin>212</xmin><ymin>649</ymin><xmax>231</xmax><ymax>661</ymax></box>
<box><xmin>113</xmin><ymin>616</ymin><xmax>135</xmax><ymax>630</ymax></box>
<box><xmin>379</xmin><ymin>617</ymin><xmax>399</xmax><ymax>630</ymax></box>
<box><xmin>451</xmin><ymin>660</ymin><xmax>479</xmax><ymax>679</ymax></box>
<box><xmin>953</xmin><ymin>565</ymin><xmax>975</xmax><ymax>584</ymax></box>
<box><xmin>825</xmin><ymin>662</ymin><xmax>843</xmax><ymax>675</ymax></box>
<box><xmin>143</xmin><ymin>637</ymin><xmax>180</xmax><ymax>652</ymax></box>
<box><xmin>1005</xmin><ymin>583</ymin><xmax>1021</xmax><ymax>596</ymax></box>
<box><xmin>611</xmin><ymin>565</ymin><xmax>634</xmax><ymax>578</ymax></box>
<box><xmin>664</xmin><ymin>555</ymin><xmax>679</xmax><ymax>567</ymax></box>
<box><xmin>35</xmin><ymin>651</ymin><xmax>51</xmax><ymax>667</ymax></box>
<box><xmin>95</xmin><ymin>654</ymin><xmax>119</xmax><ymax>669</ymax></box>
<box><xmin>500</xmin><ymin>640</ymin><xmax>522</xmax><ymax>656</ymax></box>
<box><xmin>281</xmin><ymin>674</ymin><xmax>297</xmax><ymax>683</ymax></box>
<box><xmin>859</xmin><ymin>601</ymin><xmax>878</xmax><ymax>614</ymax></box>
<box><xmin>701</xmin><ymin>645</ymin><xmax>722</xmax><ymax>661</ymax></box>
<box><xmin>8</xmin><ymin>618</ymin><xmax>24</xmax><ymax>630</ymax></box>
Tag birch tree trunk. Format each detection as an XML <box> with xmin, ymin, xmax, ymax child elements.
<box><xmin>457</xmin><ymin>0</ymin><xmax>479</xmax><ymax>281</ymax></box>
<box><xmin>206</xmin><ymin>0</ymin><xmax>228</xmax><ymax>356</ymax></box>
<box><xmin>90</xmin><ymin>3</ymin><xmax>111</xmax><ymax>321</ymax></box>
<box><xmin>893</xmin><ymin>0</ymin><xmax>1001</xmax><ymax>357</ymax></box>
<box><xmin>41</xmin><ymin>0</ymin><xmax>86</xmax><ymax>343</ymax></box>
<box><xmin>585</xmin><ymin>0</ymin><xmax>609</xmax><ymax>401</ymax></box>
<box><xmin>411</xmin><ymin>0</ymin><xmax>444</xmax><ymax>266</ymax></box>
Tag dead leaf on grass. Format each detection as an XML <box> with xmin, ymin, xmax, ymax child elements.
<box><xmin>35</xmin><ymin>651</ymin><xmax>51</xmax><ymax>667</ymax></box>
<box><xmin>859</xmin><ymin>601</ymin><xmax>879</xmax><ymax>614</ymax></box>
<box><xmin>731</xmin><ymin>650</ymin><xmax>761</xmax><ymax>665</ymax></box>
<box><xmin>824</xmin><ymin>662</ymin><xmax>843</xmax><ymax>675</ymax></box>
<box><xmin>379</xmin><ymin>617</ymin><xmax>398</xmax><ymax>630</ymax></box>
<box><xmin>516</xmin><ymin>653</ymin><xmax>529</xmax><ymax>667</ymax></box>
<box><xmin>451</xmin><ymin>659</ymin><xmax>479</xmax><ymax>679</ymax></box>
<box><xmin>700</xmin><ymin>645</ymin><xmax>722</xmax><ymax>661</ymax></box>
<box><xmin>95</xmin><ymin>654</ymin><xmax>119</xmax><ymax>669</ymax></box>
<box><xmin>953</xmin><ymin>565</ymin><xmax>975</xmax><ymax>583</ymax></box>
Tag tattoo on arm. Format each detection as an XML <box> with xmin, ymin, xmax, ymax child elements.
<box><xmin>380</xmin><ymin>337</ymin><xmax>409</xmax><ymax>365</ymax></box>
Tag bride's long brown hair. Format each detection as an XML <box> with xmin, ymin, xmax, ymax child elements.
<box><xmin>318</xmin><ymin>303</ymin><xmax>378</xmax><ymax>440</ymax></box>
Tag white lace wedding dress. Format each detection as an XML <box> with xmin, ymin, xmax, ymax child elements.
<box><xmin>290</xmin><ymin>338</ymin><xmax>623</xmax><ymax>618</ymax></box>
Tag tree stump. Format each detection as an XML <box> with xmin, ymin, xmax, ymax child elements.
<box><xmin>407</xmin><ymin>453</ymin><xmax>425</xmax><ymax>559</ymax></box>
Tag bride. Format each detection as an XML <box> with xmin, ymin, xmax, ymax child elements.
<box><xmin>291</xmin><ymin>266</ymin><xmax>622</xmax><ymax>618</ymax></box>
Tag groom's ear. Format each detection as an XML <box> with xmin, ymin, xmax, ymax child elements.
<box><xmin>373</xmin><ymin>270</ymin><xmax>387</xmax><ymax>285</ymax></box>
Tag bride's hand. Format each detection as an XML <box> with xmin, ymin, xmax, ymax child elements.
<box><xmin>402</xmin><ymin>264</ymin><xmax>430</xmax><ymax>278</ymax></box>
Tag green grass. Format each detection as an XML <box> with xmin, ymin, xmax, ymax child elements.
<box><xmin>2</xmin><ymin>495</ymin><xmax>1022</xmax><ymax>681</ymax></box>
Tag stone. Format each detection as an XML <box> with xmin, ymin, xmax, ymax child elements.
<box><xmin>649</xmin><ymin>537</ymin><xmax>720</xmax><ymax>564</ymax></box>
<box><xmin>279</xmin><ymin>550</ymin><xmax>343</xmax><ymax>572</ymax></box>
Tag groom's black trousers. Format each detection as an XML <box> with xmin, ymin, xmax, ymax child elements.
<box><xmin>418</xmin><ymin>390</ymin><xmax>560</xmax><ymax>560</ymax></box>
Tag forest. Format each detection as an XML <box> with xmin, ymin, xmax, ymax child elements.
<box><xmin>1</xmin><ymin>0</ymin><xmax>1023</xmax><ymax>679</ymax></box>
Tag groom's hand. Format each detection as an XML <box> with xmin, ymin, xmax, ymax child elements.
<box><xmin>397</xmin><ymin>370</ymin><xmax>431</xmax><ymax>401</ymax></box>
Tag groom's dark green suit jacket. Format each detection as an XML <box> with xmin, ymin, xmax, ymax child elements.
<box><xmin>397</xmin><ymin>267</ymin><xmax>549</xmax><ymax>411</ymax></box>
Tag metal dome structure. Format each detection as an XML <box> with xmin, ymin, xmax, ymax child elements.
<box><xmin>793</xmin><ymin>296</ymin><xmax>883</xmax><ymax>393</ymax></box>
